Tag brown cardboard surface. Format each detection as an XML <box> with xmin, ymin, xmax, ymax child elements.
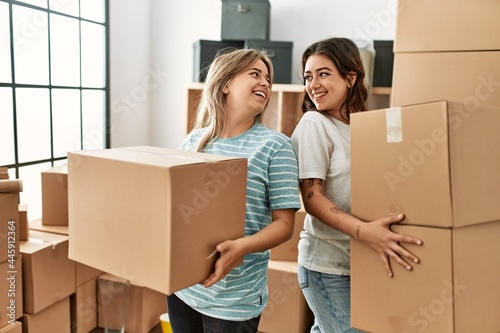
<box><xmin>76</xmin><ymin>262</ymin><xmax>102</xmax><ymax>287</ymax></box>
<box><xmin>17</xmin><ymin>205</ymin><xmax>28</xmax><ymax>242</ymax></box>
<box><xmin>41</xmin><ymin>164</ymin><xmax>68</xmax><ymax>226</ymax></box>
<box><xmin>97</xmin><ymin>273</ymin><xmax>167</xmax><ymax>333</ymax></box>
<box><xmin>395</xmin><ymin>0</ymin><xmax>500</xmax><ymax>52</ymax></box>
<box><xmin>351</xmin><ymin>100</ymin><xmax>500</xmax><ymax>228</ymax></box>
<box><xmin>71</xmin><ymin>278</ymin><xmax>97</xmax><ymax>333</ymax></box>
<box><xmin>68</xmin><ymin>146</ymin><xmax>247</xmax><ymax>295</ymax></box>
<box><xmin>0</xmin><ymin>321</ymin><xmax>21</xmax><ymax>333</ymax></box>
<box><xmin>20</xmin><ymin>230</ymin><xmax>75</xmax><ymax>314</ymax></box>
<box><xmin>0</xmin><ymin>193</ymin><xmax>19</xmax><ymax>263</ymax></box>
<box><xmin>258</xmin><ymin>261</ymin><xmax>313</xmax><ymax>333</ymax></box>
<box><xmin>351</xmin><ymin>221</ymin><xmax>500</xmax><ymax>333</ymax></box>
<box><xmin>391</xmin><ymin>51</ymin><xmax>500</xmax><ymax>108</ymax></box>
<box><xmin>22</xmin><ymin>297</ymin><xmax>70</xmax><ymax>333</ymax></box>
<box><xmin>0</xmin><ymin>257</ymin><xmax>23</xmax><ymax>329</ymax></box>
<box><xmin>270</xmin><ymin>209</ymin><xmax>305</xmax><ymax>261</ymax></box>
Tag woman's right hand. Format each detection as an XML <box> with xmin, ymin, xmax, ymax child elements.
<box><xmin>358</xmin><ymin>213</ymin><xmax>423</xmax><ymax>277</ymax></box>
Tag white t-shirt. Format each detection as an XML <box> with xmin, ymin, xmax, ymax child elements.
<box><xmin>291</xmin><ymin>111</ymin><xmax>352</xmax><ymax>275</ymax></box>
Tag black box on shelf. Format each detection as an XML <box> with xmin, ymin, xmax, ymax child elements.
<box><xmin>221</xmin><ymin>0</ymin><xmax>270</xmax><ymax>41</ymax></box>
<box><xmin>373</xmin><ymin>40</ymin><xmax>394</xmax><ymax>87</ymax></box>
<box><xmin>193</xmin><ymin>39</ymin><xmax>245</xmax><ymax>82</ymax></box>
<box><xmin>244</xmin><ymin>40</ymin><xmax>293</xmax><ymax>84</ymax></box>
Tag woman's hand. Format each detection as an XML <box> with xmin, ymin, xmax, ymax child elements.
<box><xmin>203</xmin><ymin>239</ymin><xmax>245</xmax><ymax>288</ymax></box>
<box><xmin>359</xmin><ymin>213</ymin><xmax>423</xmax><ymax>277</ymax></box>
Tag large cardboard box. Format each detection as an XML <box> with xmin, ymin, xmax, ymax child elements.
<box><xmin>71</xmin><ymin>278</ymin><xmax>97</xmax><ymax>333</ymax></box>
<box><xmin>351</xmin><ymin>222</ymin><xmax>500</xmax><ymax>333</ymax></box>
<box><xmin>68</xmin><ymin>146</ymin><xmax>247</xmax><ymax>295</ymax></box>
<box><xmin>351</xmin><ymin>100</ymin><xmax>500</xmax><ymax>228</ymax></box>
<box><xmin>97</xmin><ymin>273</ymin><xmax>167</xmax><ymax>333</ymax></box>
<box><xmin>395</xmin><ymin>0</ymin><xmax>500</xmax><ymax>52</ymax></box>
<box><xmin>21</xmin><ymin>297</ymin><xmax>71</xmax><ymax>333</ymax></box>
<box><xmin>41</xmin><ymin>164</ymin><xmax>68</xmax><ymax>226</ymax></box>
<box><xmin>20</xmin><ymin>230</ymin><xmax>75</xmax><ymax>314</ymax></box>
<box><xmin>0</xmin><ymin>257</ymin><xmax>23</xmax><ymax>329</ymax></box>
<box><xmin>1</xmin><ymin>193</ymin><xmax>19</xmax><ymax>263</ymax></box>
<box><xmin>258</xmin><ymin>261</ymin><xmax>313</xmax><ymax>333</ymax></box>
<box><xmin>270</xmin><ymin>209</ymin><xmax>305</xmax><ymax>261</ymax></box>
<box><xmin>390</xmin><ymin>51</ymin><xmax>500</xmax><ymax>108</ymax></box>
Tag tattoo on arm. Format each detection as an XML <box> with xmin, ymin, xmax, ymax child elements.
<box><xmin>330</xmin><ymin>207</ymin><xmax>344</xmax><ymax>214</ymax></box>
<box><xmin>307</xmin><ymin>191</ymin><xmax>314</xmax><ymax>200</ymax></box>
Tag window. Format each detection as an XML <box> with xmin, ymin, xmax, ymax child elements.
<box><xmin>0</xmin><ymin>0</ymin><xmax>109</xmax><ymax>220</ymax></box>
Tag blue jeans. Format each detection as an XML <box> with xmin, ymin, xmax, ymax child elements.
<box><xmin>166</xmin><ymin>293</ymin><xmax>260</xmax><ymax>333</ymax></box>
<box><xmin>298</xmin><ymin>265</ymin><xmax>365</xmax><ymax>333</ymax></box>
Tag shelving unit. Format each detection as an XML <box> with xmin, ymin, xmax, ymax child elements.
<box><xmin>186</xmin><ymin>83</ymin><xmax>392</xmax><ymax>137</ymax></box>
<box><xmin>186</xmin><ymin>83</ymin><xmax>305</xmax><ymax>137</ymax></box>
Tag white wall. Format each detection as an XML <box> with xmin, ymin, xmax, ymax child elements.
<box><xmin>110</xmin><ymin>0</ymin><xmax>398</xmax><ymax>149</ymax></box>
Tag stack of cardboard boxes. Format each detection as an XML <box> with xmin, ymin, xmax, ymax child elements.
<box><xmin>349</xmin><ymin>1</ymin><xmax>500</xmax><ymax>332</ymax></box>
<box><xmin>0</xmin><ymin>170</ymin><xmax>23</xmax><ymax>333</ymax></box>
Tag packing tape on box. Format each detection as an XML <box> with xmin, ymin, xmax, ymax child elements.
<box><xmin>28</xmin><ymin>238</ymin><xmax>59</xmax><ymax>250</ymax></box>
<box><xmin>386</xmin><ymin>107</ymin><xmax>403</xmax><ymax>143</ymax></box>
<box><xmin>118</xmin><ymin>147</ymin><xmax>217</xmax><ymax>164</ymax></box>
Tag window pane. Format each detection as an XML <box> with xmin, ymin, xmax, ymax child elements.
<box><xmin>82</xmin><ymin>89</ymin><xmax>105</xmax><ymax>150</ymax></box>
<box><xmin>13</xmin><ymin>6</ymin><xmax>49</xmax><ymax>85</ymax></box>
<box><xmin>16</xmin><ymin>0</ymin><xmax>47</xmax><ymax>8</ymax></box>
<box><xmin>49</xmin><ymin>0</ymin><xmax>79</xmax><ymax>17</ymax></box>
<box><xmin>52</xmin><ymin>89</ymin><xmax>81</xmax><ymax>157</ymax></box>
<box><xmin>19</xmin><ymin>162</ymin><xmax>51</xmax><ymax>221</ymax></box>
<box><xmin>16</xmin><ymin>88</ymin><xmax>51</xmax><ymax>162</ymax></box>
<box><xmin>50</xmin><ymin>13</ymin><xmax>80</xmax><ymax>86</ymax></box>
<box><xmin>81</xmin><ymin>21</ymin><xmax>105</xmax><ymax>88</ymax></box>
<box><xmin>80</xmin><ymin>0</ymin><xmax>105</xmax><ymax>23</ymax></box>
<box><xmin>0</xmin><ymin>88</ymin><xmax>15</xmax><ymax>165</ymax></box>
<box><xmin>0</xmin><ymin>3</ymin><xmax>12</xmax><ymax>83</ymax></box>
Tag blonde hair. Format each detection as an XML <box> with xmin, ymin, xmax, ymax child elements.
<box><xmin>192</xmin><ymin>49</ymin><xmax>274</xmax><ymax>152</ymax></box>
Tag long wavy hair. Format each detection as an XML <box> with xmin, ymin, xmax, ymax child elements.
<box><xmin>191</xmin><ymin>48</ymin><xmax>274</xmax><ymax>152</ymax></box>
<box><xmin>300</xmin><ymin>37</ymin><xmax>367</xmax><ymax>122</ymax></box>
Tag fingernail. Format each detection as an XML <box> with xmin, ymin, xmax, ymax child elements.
<box><xmin>417</xmin><ymin>240</ymin><xmax>423</xmax><ymax>245</ymax></box>
<box><xmin>413</xmin><ymin>258</ymin><xmax>419</xmax><ymax>263</ymax></box>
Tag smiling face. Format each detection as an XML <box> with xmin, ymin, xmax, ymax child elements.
<box><xmin>304</xmin><ymin>54</ymin><xmax>353</xmax><ymax>117</ymax></box>
<box><xmin>223</xmin><ymin>58</ymin><xmax>271</xmax><ymax>121</ymax></box>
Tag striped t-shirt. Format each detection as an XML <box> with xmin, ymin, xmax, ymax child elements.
<box><xmin>175</xmin><ymin>122</ymin><xmax>301</xmax><ymax>321</ymax></box>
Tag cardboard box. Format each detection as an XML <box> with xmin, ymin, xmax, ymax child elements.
<box><xmin>28</xmin><ymin>218</ymin><xmax>68</xmax><ymax>236</ymax></box>
<box><xmin>270</xmin><ymin>209</ymin><xmax>305</xmax><ymax>261</ymax></box>
<box><xmin>1</xmin><ymin>193</ymin><xmax>19</xmax><ymax>264</ymax></box>
<box><xmin>0</xmin><ymin>321</ymin><xmax>21</xmax><ymax>333</ymax></box>
<box><xmin>0</xmin><ymin>257</ymin><xmax>23</xmax><ymax>329</ymax></box>
<box><xmin>20</xmin><ymin>230</ymin><xmax>75</xmax><ymax>314</ymax></box>
<box><xmin>97</xmin><ymin>273</ymin><xmax>167</xmax><ymax>333</ymax></box>
<box><xmin>258</xmin><ymin>261</ymin><xmax>313</xmax><ymax>333</ymax></box>
<box><xmin>390</xmin><ymin>51</ymin><xmax>500</xmax><ymax>108</ymax></box>
<box><xmin>351</xmin><ymin>100</ymin><xmax>500</xmax><ymax>228</ymax></box>
<box><xmin>76</xmin><ymin>262</ymin><xmax>102</xmax><ymax>288</ymax></box>
<box><xmin>395</xmin><ymin>0</ymin><xmax>500</xmax><ymax>52</ymax></box>
<box><xmin>71</xmin><ymin>278</ymin><xmax>97</xmax><ymax>333</ymax></box>
<box><xmin>17</xmin><ymin>205</ymin><xmax>28</xmax><ymax>242</ymax></box>
<box><xmin>41</xmin><ymin>164</ymin><xmax>68</xmax><ymax>226</ymax></box>
<box><xmin>351</xmin><ymin>221</ymin><xmax>500</xmax><ymax>333</ymax></box>
<box><xmin>22</xmin><ymin>297</ymin><xmax>71</xmax><ymax>333</ymax></box>
<box><xmin>68</xmin><ymin>146</ymin><xmax>247</xmax><ymax>295</ymax></box>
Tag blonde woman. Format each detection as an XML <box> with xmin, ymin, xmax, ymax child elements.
<box><xmin>167</xmin><ymin>49</ymin><xmax>301</xmax><ymax>332</ymax></box>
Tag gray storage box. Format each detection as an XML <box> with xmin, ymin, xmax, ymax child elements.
<box><xmin>193</xmin><ymin>39</ymin><xmax>244</xmax><ymax>82</ymax></box>
<box><xmin>373</xmin><ymin>40</ymin><xmax>394</xmax><ymax>87</ymax></box>
<box><xmin>221</xmin><ymin>0</ymin><xmax>270</xmax><ymax>41</ymax></box>
<box><xmin>244</xmin><ymin>40</ymin><xmax>293</xmax><ymax>84</ymax></box>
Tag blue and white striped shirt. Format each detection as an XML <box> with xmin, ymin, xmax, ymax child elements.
<box><xmin>176</xmin><ymin>122</ymin><xmax>301</xmax><ymax>321</ymax></box>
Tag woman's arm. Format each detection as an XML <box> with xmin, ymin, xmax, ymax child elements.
<box><xmin>202</xmin><ymin>208</ymin><xmax>296</xmax><ymax>287</ymax></box>
<box><xmin>301</xmin><ymin>178</ymin><xmax>423</xmax><ymax>277</ymax></box>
